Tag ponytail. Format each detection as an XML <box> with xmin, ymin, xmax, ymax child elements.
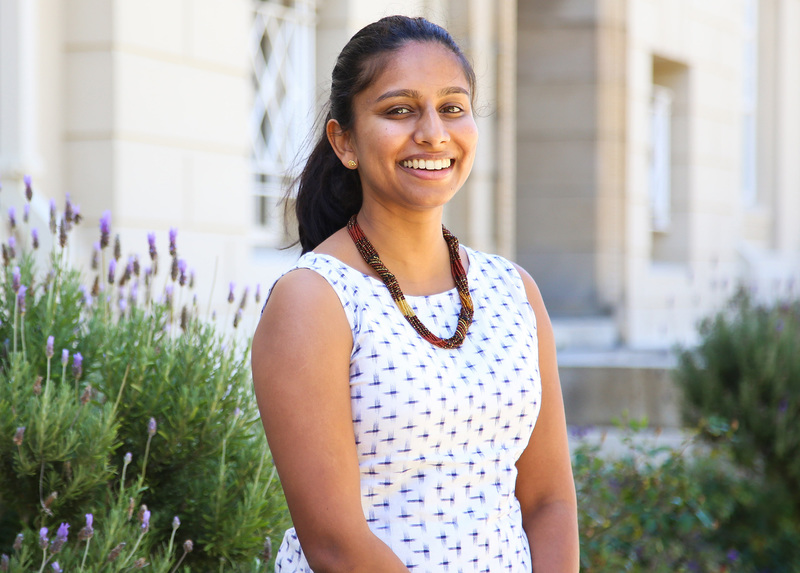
<box><xmin>294</xmin><ymin>120</ymin><xmax>362</xmax><ymax>253</ymax></box>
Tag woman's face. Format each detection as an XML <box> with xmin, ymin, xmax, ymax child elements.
<box><xmin>336</xmin><ymin>41</ymin><xmax>479</xmax><ymax>215</ymax></box>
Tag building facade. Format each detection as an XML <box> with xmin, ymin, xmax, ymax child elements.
<box><xmin>1</xmin><ymin>0</ymin><xmax>799</xmax><ymax>351</ymax></box>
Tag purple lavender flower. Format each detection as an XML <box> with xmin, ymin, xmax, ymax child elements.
<box><xmin>147</xmin><ymin>417</ymin><xmax>157</xmax><ymax>437</ymax></box>
<box><xmin>255</xmin><ymin>284</ymin><xmax>262</xmax><ymax>304</ymax></box>
<box><xmin>8</xmin><ymin>207</ymin><xmax>16</xmax><ymax>229</ymax></box>
<box><xmin>228</xmin><ymin>282</ymin><xmax>235</xmax><ymax>304</ymax></box>
<box><xmin>51</xmin><ymin>562</ymin><xmax>62</xmax><ymax>573</ymax></box>
<box><xmin>7</xmin><ymin>237</ymin><xmax>16</xmax><ymax>259</ymax></box>
<box><xmin>172</xmin><ymin>516</ymin><xmax>181</xmax><ymax>529</ymax></box>
<box><xmin>58</xmin><ymin>217</ymin><xmax>68</xmax><ymax>248</ymax></box>
<box><xmin>62</xmin><ymin>349</ymin><xmax>69</xmax><ymax>366</ymax></box>
<box><xmin>49</xmin><ymin>199</ymin><xmax>57</xmax><ymax>234</ymax></box>
<box><xmin>12</xmin><ymin>266</ymin><xmax>20</xmax><ymax>292</ymax></box>
<box><xmin>79</xmin><ymin>285</ymin><xmax>92</xmax><ymax>306</ymax></box>
<box><xmin>77</xmin><ymin>513</ymin><xmax>94</xmax><ymax>542</ymax></box>
<box><xmin>178</xmin><ymin>259</ymin><xmax>187</xmax><ymax>286</ymax></box>
<box><xmin>169</xmin><ymin>227</ymin><xmax>178</xmax><ymax>256</ymax></box>
<box><xmin>108</xmin><ymin>259</ymin><xmax>116</xmax><ymax>284</ymax></box>
<box><xmin>24</xmin><ymin>175</ymin><xmax>32</xmax><ymax>200</ymax></box>
<box><xmin>141</xmin><ymin>509</ymin><xmax>151</xmax><ymax>532</ymax></box>
<box><xmin>31</xmin><ymin>228</ymin><xmax>39</xmax><ymax>249</ymax></box>
<box><xmin>50</xmin><ymin>523</ymin><xmax>69</xmax><ymax>554</ymax></box>
<box><xmin>189</xmin><ymin>269</ymin><xmax>195</xmax><ymax>289</ymax></box>
<box><xmin>124</xmin><ymin>452</ymin><xmax>132</xmax><ymax>464</ymax></box>
<box><xmin>239</xmin><ymin>286</ymin><xmax>249</xmax><ymax>311</ymax></box>
<box><xmin>13</xmin><ymin>534</ymin><xmax>23</xmax><ymax>551</ymax></box>
<box><xmin>39</xmin><ymin>527</ymin><xmax>48</xmax><ymax>549</ymax></box>
<box><xmin>99</xmin><ymin>211</ymin><xmax>111</xmax><ymax>248</ymax></box>
<box><xmin>183</xmin><ymin>539</ymin><xmax>193</xmax><ymax>553</ymax></box>
<box><xmin>17</xmin><ymin>285</ymin><xmax>27</xmax><ymax>314</ymax></box>
<box><xmin>727</xmin><ymin>549</ymin><xmax>740</xmax><ymax>562</ymax></box>
<box><xmin>46</xmin><ymin>336</ymin><xmax>54</xmax><ymax>359</ymax></box>
<box><xmin>91</xmin><ymin>242</ymin><xmax>100</xmax><ymax>270</ymax></box>
<box><xmin>72</xmin><ymin>352</ymin><xmax>83</xmax><ymax>380</ymax></box>
<box><xmin>65</xmin><ymin>194</ymin><xmax>74</xmax><ymax>223</ymax></box>
<box><xmin>1</xmin><ymin>553</ymin><xmax>9</xmax><ymax>571</ymax></box>
<box><xmin>233</xmin><ymin>407</ymin><xmax>242</xmax><ymax>418</ymax></box>
<box><xmin>73</xmin><ymin>204</ymin><xmax>82</xmax><ymax>224</ymax></box>
<box><xmin>13</xmin><ymin>427</ymin><xmax>25</xmax><ymax>446</ymax></box>
<box><xmin>23</xmin><ymin>203</ymin><xmax>30</xmax><ymax>223</ymax></box>
<box><xmin>147</xmin><ymin>232</ymin><xmax>157</xmax><ymax>261</ymax></box>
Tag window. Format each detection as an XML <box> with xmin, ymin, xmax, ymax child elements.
<box><xmin>250</xmin><ymin>0</ymin><xmax>316</xmax><ymax>244</ymax></box>
<box><xmin>650</xmin><ymin>56</ymin><xmax>690</xmax><ymax>263</ymax></box>
<box><xmin>649</xmin><ymin>85</ymin><xmax>673</xmax><ymax>233</ymax></box>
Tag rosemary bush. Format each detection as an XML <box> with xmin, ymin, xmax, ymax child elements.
<box><xmin>573</xmin><ymin>419</ymin><xmax>736</xmax><ymax>572</ymax></box>
<box><xmin>0</xmin><ymin>178</ymin><xmax>288</xmax><ymax>572</ymax></box>
<box><xmin>675</xmin><ymin>290</ymin><xmax>800</xmax><ymax>570</ymax></box>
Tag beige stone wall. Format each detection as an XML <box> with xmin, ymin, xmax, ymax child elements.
<box><xmin>0</xmin><ymin>0</ymin><xmax>255</xmax><ymax>318</ymax></box>
<box><xmin>516</xmin><ymin>0</ymin><xmax>613</xmax><ymax>316</ymax></box>
<box><xmin>622</xmin><ymin>0</ymin><xmax>800</xmax><ymax>348</ymax></box>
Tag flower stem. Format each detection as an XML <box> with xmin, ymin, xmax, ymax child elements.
<box><xmin>120</xmin><ymin>530</ymin><xmax>145</xmax><ymax>568</ymax></box>
<box><xmin>20</xmin><ymin>313</ymin><xmax>27</xmax><ymax>362</ymax></box>
<box><xmin>169</xmin><ymin>549</ymin><xmax>188</xmax><ymax>573</ymax></box>
<box><xmin>79</xmin><ymin>537</ymin><xmax>91</xmax><ymax>572</ymax></box>
<box><xmin>12</xmin><ymin>294</ymin><xmax>18</xmax><ymax>354</ymax></box>
<box><xmin>141</xmin><ymin>433</ymin><xmax>154</xmax><ymax>483</ymax></box>
<box><xmin>166</xmin><ymin>527</ymin><xmax>177</xmax><ymax>558</ymax></box>
<box><xmin>36</xmin><ymin>548</ymin><xmax>49</xmax><ymax>573</ymax></box>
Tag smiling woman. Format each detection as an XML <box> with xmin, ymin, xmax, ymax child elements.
<box><xmin>251</xmin><ymin>15</ymin><xmax>579</xmax><ymax>573</ymax></box>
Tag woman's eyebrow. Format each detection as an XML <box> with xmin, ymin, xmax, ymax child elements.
<box><xmin>375</xmin><ymin>86</ymin><xmax>470</xmax><ymax>102</ymax></box>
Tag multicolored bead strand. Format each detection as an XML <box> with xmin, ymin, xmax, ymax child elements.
<box><xmin>347</xmin><ymin>215</ymin><xmax>473</xmax><ymax>349</ymax></box>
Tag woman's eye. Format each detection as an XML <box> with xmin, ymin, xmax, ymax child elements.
<box><xmin>387</xmin><ymin>107</ymin><xmax>412</xmax><ymax>116</ymax></box>
<box><xmin>441</xmin><ymin>105</ymin><xmax>464</xmax><ymax>114</ymax></box>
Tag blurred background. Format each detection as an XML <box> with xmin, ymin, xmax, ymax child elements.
<box><xmin>1</xmin><ymin>0</ymin><xmax>798</xmax><ymax>431</ymax></box>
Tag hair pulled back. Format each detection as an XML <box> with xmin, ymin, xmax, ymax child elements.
<box><xmin>292</xmin><ymin>15</ymin><xmax>476</xmax><ymax>253</ymax></box>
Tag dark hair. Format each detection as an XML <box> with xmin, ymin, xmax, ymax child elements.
<box><xmin>291</xmin><ymin>15</ymin><xmax>476</xmax><ymax>253</ymax></box>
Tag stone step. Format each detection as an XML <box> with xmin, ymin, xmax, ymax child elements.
<box><xmin>551</xmin><ymin>317</ymin><xmax>618</xmax><ymax>351</ymax></box>
<box><xmin>558</xmin><ymin>350</ymin><xmax>681</xmax><ymax>429</ymax></box>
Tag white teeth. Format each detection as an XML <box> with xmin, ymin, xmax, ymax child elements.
<box><xmin>403</xmin><ymin>158</ymin><xmax>452</xmax><ymax>170</ymax></box>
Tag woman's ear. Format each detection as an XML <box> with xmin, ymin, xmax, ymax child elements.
<box><xmin>326</xmin><ymin>119</ymin><xmax>358</xmax><ymax>169</ymax></box>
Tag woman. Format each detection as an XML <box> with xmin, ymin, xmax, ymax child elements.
<box><xmin>252</xmin><ymin>15</ymin><xmax>579</xmax><ymax>572</ymax></box>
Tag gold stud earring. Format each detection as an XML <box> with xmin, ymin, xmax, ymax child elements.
<box><xmin>348</xmin><ymin>159</ymin><xmax>358</xmax><ymax>168</ymax></box>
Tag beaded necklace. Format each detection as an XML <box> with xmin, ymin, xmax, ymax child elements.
<box><xmin>346</xmin><ymin>214</ymin><xmax>473</xmax><ymax>349</ymax></box>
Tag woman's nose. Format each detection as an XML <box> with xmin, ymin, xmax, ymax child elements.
<box><xmin>414</xmin><ymin>109</ymin><xmax>450</xmax><ymax>147</ymax></box>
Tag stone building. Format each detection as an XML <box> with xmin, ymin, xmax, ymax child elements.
<box><xmin>2</xmin><ymin>0</ymin><xmax>799</xmax><ymax>423</ymax></box>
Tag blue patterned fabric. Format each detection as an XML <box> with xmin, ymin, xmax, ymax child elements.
<box><xmin>274</xmin><ymin>248</ymin><xmax>542</xmax><ymax>572</ymax></box>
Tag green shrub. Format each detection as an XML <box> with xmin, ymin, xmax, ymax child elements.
<box><xmin>573</xmin><ymin>418</ymin><xmax>736</xmax><ymax>572</ymax></box>
<box><xmin>675</xmin><ymin>290</ymin><xmax>800</xmax><ymax>570</ymax></box>
<box><xmin>0</xmin><ymin>183</ymin><xmax>288</xmax><ymax>571</ymax></box>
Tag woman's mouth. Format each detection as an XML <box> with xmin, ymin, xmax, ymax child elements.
<box><xmin>401</xmin><ymin>158</ymin><xmax>453</xmax><ymax>170</ymax></box>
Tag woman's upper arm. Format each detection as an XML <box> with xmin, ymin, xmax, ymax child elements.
<box><xmin>251</xmin><ymin>269</ymin><xmax>369</xmax><ymax>563</ymax></box>
<box><xmin>512</xmin><ymin>264</ymin><xmax>577</xmax><ymax>515</ymax></box>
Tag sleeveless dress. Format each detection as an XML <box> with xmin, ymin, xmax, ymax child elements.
<box><xmin>274</xmin><ymin>247</ymin><xmax>542</xmax><ymax>572</ymax></box>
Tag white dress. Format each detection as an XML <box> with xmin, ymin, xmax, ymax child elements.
<box><xmin>274</xmin><ymin>247</ymin><xmax>542</xmax><ymax>572</ymax></box>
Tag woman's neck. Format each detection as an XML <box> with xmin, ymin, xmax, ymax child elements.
<box><xmin>353</xmin><ymin>207</ymin><xmax>458</xmax><ymax>296</ymax></box>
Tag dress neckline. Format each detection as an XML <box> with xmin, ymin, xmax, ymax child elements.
<box><xmin>305</xmin><ymin>248</ymin><xmax>476</xmax><ymax>300</ymax></box>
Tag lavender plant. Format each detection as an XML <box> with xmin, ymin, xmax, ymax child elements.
<box><xmin>0</xmin><ymin>177</ymin><xmax>288</xmax><ymax>571</ymax></box>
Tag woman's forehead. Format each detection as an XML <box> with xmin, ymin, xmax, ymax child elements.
<box><xmin>363</xmin><ymin>41</ymin><xmax>471</xmax><ymax>100</ymax></box>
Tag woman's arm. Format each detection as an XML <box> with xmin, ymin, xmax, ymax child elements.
<box><xmin>251</xmin><ymin>270</ymin><xmax>410</xmax><ymax>573</ymax></box>
<box><xmin>513</xmin><ymin>264</ymin><xmax>580</xmax><ymax>572</ymax></box>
